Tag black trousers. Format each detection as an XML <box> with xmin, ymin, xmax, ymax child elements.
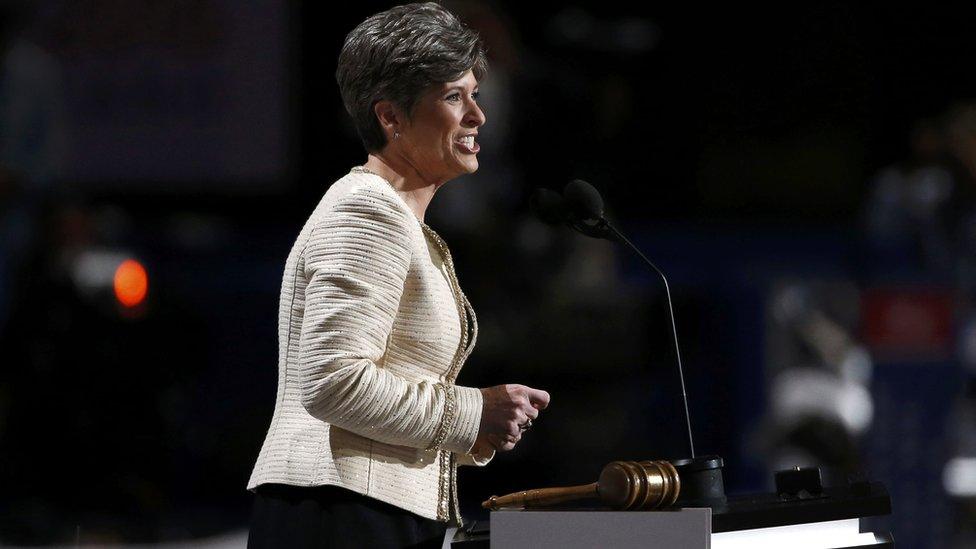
<box><xmin>247</xmin><ymin>484</ymin><xmax>448</xmax><ymax>549</ymax></box>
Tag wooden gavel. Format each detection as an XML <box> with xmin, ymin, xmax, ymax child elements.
<box><xmin>482</xmin><ymin>460</ymin><xmax>680</xmax><ymax>511</ymax></box>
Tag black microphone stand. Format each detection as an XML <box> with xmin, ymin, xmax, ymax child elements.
<box><xmin>583</xmin><ymin>215</ymin><xmax>728</xmax><ymax>508</ymax></box>
<box><xmin>599</xmin><ymin>220</ymin><xmax>696</xmax><ymax>460</ymax></box>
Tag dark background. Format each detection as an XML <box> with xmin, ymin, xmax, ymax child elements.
<box><xmin>2</xmin><ymin>1</ymin><xmax>975</xmax><ymax>547</ymax></box>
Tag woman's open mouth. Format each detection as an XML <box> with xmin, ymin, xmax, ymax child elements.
<box><xmin>455</xmin><ymin>135</ymin><xmax>480</xmax><ymax>154</ymax></box>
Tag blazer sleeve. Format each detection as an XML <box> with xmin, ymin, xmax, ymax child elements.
<box><xmin>456</xmin><ymin>445</ymin><xmax>495</xmax><ymax>467</ymax></box>
<box><xmin>297</xmin><ymin>186</ymin><xmax>483</xmax><ymax>454</ymax></box>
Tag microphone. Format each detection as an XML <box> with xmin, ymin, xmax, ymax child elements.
<box><xmin>563</xmin><ymin>179</ymin><xmax>604</xmax><ymax>220</ymax></box>
<box><xmin>532</xmin><ymin>181</ymin><xmax>617</xmax><ymax>240</ymax></box>
<box><xmin>531</xmin><ymin>180</ymin><xmax>697</xmax><ymax>459</ymax></box>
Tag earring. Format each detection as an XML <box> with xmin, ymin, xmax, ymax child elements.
<box><xmin>393</xmin><ymin>131</ymin><xmax>400</xmax><ymax>140</ymax></box>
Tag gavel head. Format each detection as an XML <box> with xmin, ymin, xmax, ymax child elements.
<box><xmin>597</xmin><ymin>460</ymin><xmax>681</xmax><ymax>510</ymax></box>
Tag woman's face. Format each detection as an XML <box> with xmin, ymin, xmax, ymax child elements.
<box><xmin>398</xmin><ymin>69</ymin><xmax>486</xmax><ymax>183</ymax></box>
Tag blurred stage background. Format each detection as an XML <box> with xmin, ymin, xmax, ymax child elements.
<box><xmin>2</xmin><ymin>1</ymin><xmax>976</xmax><ymax>547</ymax></box>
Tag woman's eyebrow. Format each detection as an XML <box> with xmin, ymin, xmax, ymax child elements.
<box><xmin>443</xmin><ymin>86</ymin><xmax>479</xmax><ymax>95</ymax></box>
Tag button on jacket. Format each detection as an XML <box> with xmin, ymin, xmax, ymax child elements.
<box><xmin>247</xmin><ymin>170</ymin><xmax>492</xmax><ymax>522</ymax></box>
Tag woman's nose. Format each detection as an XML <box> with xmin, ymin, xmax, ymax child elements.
<box><xmin>464</xmin><ymin>100</ymin><xmax>486</xmax><ymax>127</ymax></box>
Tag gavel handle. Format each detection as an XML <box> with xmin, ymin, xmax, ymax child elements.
<box><xmin>482</xmin><ymin>482</ymin><xmax>599</xmax><ymax>510</ymax></box>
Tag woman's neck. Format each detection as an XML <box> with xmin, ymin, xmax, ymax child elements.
<box><xmin>362</xmin><ymin>153</ymin><xmax>441</xmax><ymax>223</ymax></box>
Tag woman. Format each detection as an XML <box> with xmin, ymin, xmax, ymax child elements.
<box><xmin>246</xmin><ymin>3</ymin><xmax>550</xmax><ymax>548</ymax></box>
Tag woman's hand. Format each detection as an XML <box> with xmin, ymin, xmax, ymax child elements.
<box><xmin>477</xmin><ymin>384</ymin><xmax>550</xmax><ymax>452</ymax></box>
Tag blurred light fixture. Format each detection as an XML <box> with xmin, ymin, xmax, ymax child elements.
<box><xmin>114</xmin><ymin>258</ymin><xmax>148</xmax><ymax>308</ymax></box>
<box><xmin>943</xmin><ymin>456</ymin><xmax>976</xmax><ymax>497</ymax></box>
<box><xmin>71</xmin><ymin>249</ymin><xmax>149</xmax><ymax>314</ymax></box>
<box><xmin>770</xmin><ymin>368</ymin><xmax>874</xmax><ymax>435</ymax></box>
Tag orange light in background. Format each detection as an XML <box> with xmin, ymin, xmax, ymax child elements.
<box><xmin>114</xmin><ymin>259</ymin><xmax>148</xmax><ymax>307</ymax></box>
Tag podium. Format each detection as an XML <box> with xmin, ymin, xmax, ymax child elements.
<box><xmin>451</xmin><ymin>481</ymin><xmax>893</xmax><ymax>548</ymax></box>
<box><xmin>489</xmin><ymin>509</ymin><xmax>709</xmax><ymax>548</ymax></box>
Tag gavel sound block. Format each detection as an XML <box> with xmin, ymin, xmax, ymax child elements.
<box><xmin>482</xmin><ymin>460</ymin><xmax>680</xmax><ymax>511</ymax></box>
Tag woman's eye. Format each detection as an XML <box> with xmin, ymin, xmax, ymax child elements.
<box><xmin>447</xmin><ymin>93</ymin><xmax>461</xmax><ymax>102</ymax></box>
<box><xmin>471</xmin><ymin>91</ymin><xmax>480</xmax><ymax>102</ymax></box>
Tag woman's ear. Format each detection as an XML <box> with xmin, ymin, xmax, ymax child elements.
<box><xmin>373</xmin><ymin>100</ymin><xmax>401</xmax><ymax>142</ymax></box>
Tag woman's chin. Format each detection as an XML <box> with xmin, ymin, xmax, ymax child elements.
<box><xmin>460</xmin><ymin>158</ymin><xmax>479</xmax><ymax>174</ymax></box>
<box><xmin>443</xmin><ymin>162</ymin><xmax>478</xmax><ymax>180</ymax></box>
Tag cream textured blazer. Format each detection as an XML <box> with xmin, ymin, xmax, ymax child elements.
<box><xmin>247</xmin><ymin>169</ymin><xmax>492</xmax><ymax>523</ymax></box>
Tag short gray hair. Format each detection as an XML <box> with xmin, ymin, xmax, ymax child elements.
<box><xmin>336</xmin><ymin>2</ymin><xmax>488</xmax><ymax>152</ymax></box>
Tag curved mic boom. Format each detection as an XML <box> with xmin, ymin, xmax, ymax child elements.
<box><xmin>531</xmin><ymin>180</ymin><xmax>697</xmax><ymax>459</ymax></box>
